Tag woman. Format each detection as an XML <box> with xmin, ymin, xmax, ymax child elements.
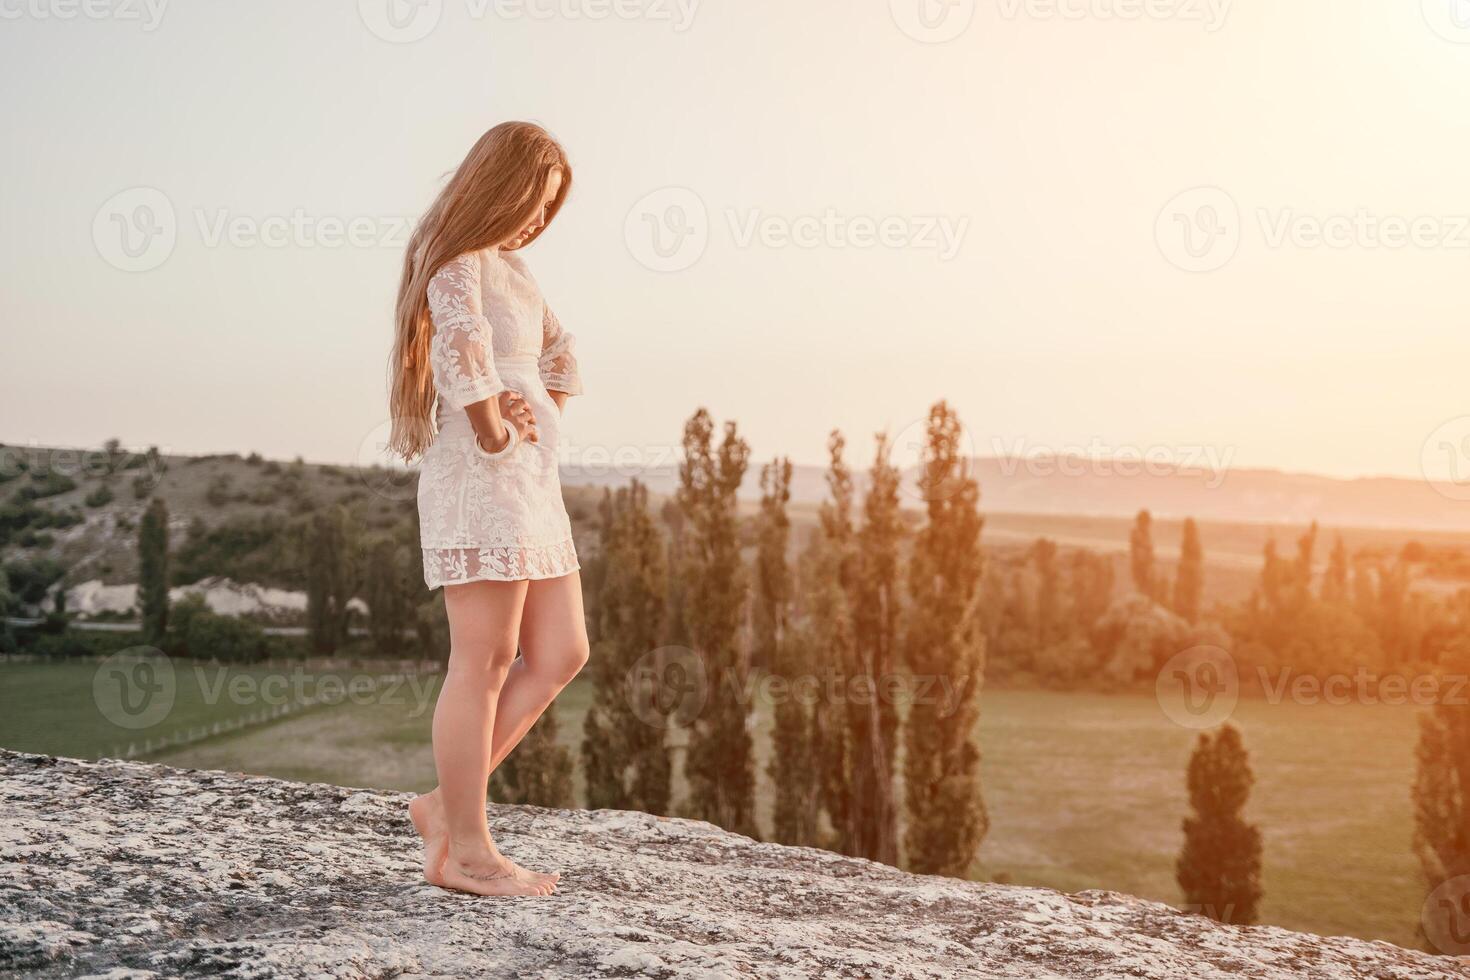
<box><xmin>388</xmin><ymin>122</ymin><xmax>589</xmax><ymax>897</ymax></box>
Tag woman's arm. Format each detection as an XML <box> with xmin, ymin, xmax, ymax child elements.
<box><xmin>427</xmin><ymin>253</ymin><xmax>537</xmax><ymax>449</ymax></box>
<box><xmin>538</xmin><ymin>304</ymin><xmax>583</xmax><ymax>412</ymax></box>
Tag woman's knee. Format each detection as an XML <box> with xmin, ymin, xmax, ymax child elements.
<box><xmin>532</xmin><ymin>637</ymin><xmax>589</xmax><ymax>687</ymax></box>
<box><xmin>447</xmin><ymin>637</ymin><xmax>519</xmax><ymax>680</ymax></box>
<box><xmin>564</xmin><ymin>637</ymin><xmax>591</xmax><ymax>682</ymax></box>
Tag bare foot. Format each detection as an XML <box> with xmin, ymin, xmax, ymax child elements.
<box><xmin>410</xmin><ymin>791</ymin><xmax>561</xmax><ymax>891</ymax></box>
<box><xmin>441</xmin><ymin>850</ymin><xmax>552</xmax><ymax>897</ymax></box>
<box><xmin>408</xmin><ymin>793</ymin><xmax>449</xmax><ymax>887</ymax></box>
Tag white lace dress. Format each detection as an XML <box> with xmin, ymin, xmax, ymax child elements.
<box><xmin>417</xmin><ymin>247</ymin><xmax>583</xmax><ymax>589</ymax></box>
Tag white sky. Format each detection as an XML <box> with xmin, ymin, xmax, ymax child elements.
<box><xmin>3</xmin><ymin>0</ymin><xmax>1469</xmax><ymax>483</ymax></box>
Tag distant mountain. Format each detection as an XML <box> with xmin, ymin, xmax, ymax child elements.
<box><xmin>562</xmin><ymin>454</ymin><xmax>1470</xmax><ymax>532</ymax></box>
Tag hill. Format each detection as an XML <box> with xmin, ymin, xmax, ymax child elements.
<box><xmin>563</xmin><ymin>454</ymin><xmax>1470</xmax><ymax>531</ymax></box>
<box><xmin>6</xmin><ymin>441</ymin><xmax>1470</xmax><ymax>616</ymax></box>
<box><xmin>0</xmin><ymin>442</ymin><xmax>600</xmax><ymax>611</ymax></box>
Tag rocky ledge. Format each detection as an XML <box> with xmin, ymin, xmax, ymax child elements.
<box><xmin>0</xmin><ymin>750</ymin><xmax>1464</xmax><ymax>979</ymax></box>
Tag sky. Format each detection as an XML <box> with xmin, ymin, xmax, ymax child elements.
<box><xmin>2</xmin><ymin>0</ymin><xmax>1469</xmax><ymax>485</ymax></box>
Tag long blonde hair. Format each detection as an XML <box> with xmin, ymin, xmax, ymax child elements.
<box><xmin>388</xmin><ymin>121</ymin><xmax>571</xmax><ymax>460</ymax></box>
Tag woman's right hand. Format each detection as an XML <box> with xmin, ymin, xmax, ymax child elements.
<box><xmin>498</xmin><ymin>390</ymin><xmax>538</xmax><ymax>444</ymax></box>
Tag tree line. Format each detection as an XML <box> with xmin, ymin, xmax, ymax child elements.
<box><xmin>558</xmin><ymin>402</ymin><xmax>989</xmax><ymax>877</ymax></box>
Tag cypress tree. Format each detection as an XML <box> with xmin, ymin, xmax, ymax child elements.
<box><xmin>753</xmin><ymin>458</ymin><xmax>793</xmax><ymax>674</ymax></box>
<box><xmin>1177</xmin><ymin>724</ymin><xmax>1263</xmax><ymax>925</ymax></box>
<box><xmin>0</xmin><ymin>566</ymin><xmax>13</xmax><ymax>652</ymax></box>
<box><xmin>677</xmin><ymin>409</ymin><xmax>755</xmax><ymax>836</ymax></box>
<box><xmin>810</xmin><ymin>432</ymin><xmax>859</xmax><ymax>854</ymax></box>
<box><xmin>772</xmin><ymin>536</ymin><xmax>825</xmax><ymax>848</ymax></box>
<box><xmin>847</xmin><ymin>433</ymin><xmax>904</xmax><ymax>865</ymax></box>
<box><xmin>1322</xmin><ymin>534</ymin><xmax>1349</xmax><ymax>605</ymax></box>
<box><xmin>138</xmin><ymin>497</ymin><xmax>169</xmax><ymax>645</ymax></box>
<box><xmin>1129</xmin><ymin>509</ymin><xmax>1155</xmax><ymax>599</ymax></box>
<box><xmin>305</xmin><ymin>507</ymin><xmax>359</xmax><ymax>655</ymax></box>
<box><xmin>362</xmin><ymin>535</ymin><xmax>414</xmax><ymax>656</ymax></box>
<box><xmin>1413</xmin><ymin>700</ymin><xmax>1470</xmax><ymax>954</ymax></box>
<box><xmin>581</xmin><ymin>479</ymin><xmax>672</xmax><ymax>814</ymax></box>
<box><xmin>660</xmin><ymin>498</ymin><xmax>690</xmax><ymax>650</ymax></box>
<box><xmin>1293</xmin><ymin>521</ymin><xmax>1319</xmax><ymax>608</ymax></box>
<box><xmin>760</xmin><ymin>457</ymin><xmax>822</xmax><ymax>846</ymax></box>
<box><xmin>490</xmin><ymin>706</ymin><xmax>574</xmax><ymax>808</ymax></box>
<box><xmin>1174</xmin><ymin>517</ymin><xmax>1204</xmax><ymax>624</ymax></box>
<box><xmin>903</xmin><ymin>401</ymin><xmax>988</xmax><ymax>876</ymax></box>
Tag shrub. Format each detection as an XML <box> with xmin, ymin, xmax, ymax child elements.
<box><xmin>183</xmin><ymin>607</ymin><xmax>267</xmax><ymax>663</ymax></box>
<box><xmin>205</xmin><ymin>475</ymin><xmax>234</xmax><ymax>507</ymax></box>
<box><xmin>3</xmin><ymin>557</ymin><xmax>64</xmax><ymax>607</ymax></box>
<box><xmin>16</xmin><ymin>471</ymin><xmax>76</xmax><ymax>501</ymax></box>
<box><xmin>173</xmin><ymin>514</ymin><xmax>301</xmax><ymax>589</ymax></box>
<box><xmin>20</xmin><ymin>627</ymin><xmax>147</xmax><ymax>659</ymax></box>
<box><xmin>167</xmin><ymin>593</ymin><xmax>208</xmax><ymax>648</ymax></box>
<box><xmin>0</xmin><ymin>500</ymin><xmax>43</xmax><ymax>543</ymax></box>
<box><xmin>84</xmin><ymin>484</ymin><xmax>115</xmax><ymax>508</ymax></box>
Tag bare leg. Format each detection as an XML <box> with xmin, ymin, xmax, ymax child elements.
<box><xmin>492</xmin><ymin>570</ymin><xmax>590</xmax><ymax>772</ymax></box>
<box><xmin>412</xmin><ymin>571</ymin><xmax>589</xmax><ymax>887</ymax></box>
<box><xmin>417</xmin><ymin>578</ymin><xmax>550</xmax><ymax>897</ymax></box>
<box><xmin>483</xmin><ymin>570</ymin><xmax>590</xmax><ymax>881</ymax></box>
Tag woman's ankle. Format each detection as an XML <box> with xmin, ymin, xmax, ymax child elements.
<box><xmin>447</xmin><ymin>835</ymin><xmax>500</xmax><ymax>860</ymax></box>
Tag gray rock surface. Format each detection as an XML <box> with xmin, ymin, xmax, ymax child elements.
<box><xmin>1</xmin><ymin>749</ymin><xmax>1464</xmax><ymax>979</ymax></box>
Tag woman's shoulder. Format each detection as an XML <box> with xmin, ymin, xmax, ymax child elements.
<box><xmin>431</xmin><ymin>248</ymin><xmax>489</xmax><ymax>280</ymax></box>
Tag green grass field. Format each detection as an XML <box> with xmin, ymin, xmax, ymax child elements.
<box><xmin>0</xmin><ymin>658</ymin><xmax>437</xmax><ymax>761</ymax></box>
<box><xmin>0</xmin><ymin>661</ymin><xmax>1428</xmax><ymax>949</ymax></box>
<box><xmin>977</xmin><ymin>689</ymin><xmax>1422</xmax><ymax>946</ymax></box>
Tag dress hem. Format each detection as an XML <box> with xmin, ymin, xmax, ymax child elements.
<box><xmin>427</xmin><ymin>560</ymin><xmax>581</xmax><ymax>590</ymax></box>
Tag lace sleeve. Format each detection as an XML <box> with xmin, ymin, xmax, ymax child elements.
<box><xmin>428</xmin><ymin>253</ymin><xmax>506</xmax><ymax>411</ymax></box>
<box><xmin>538</xmin><ymin>303</ymin><xmax>584</xmax><ymax>397</ymax></box>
